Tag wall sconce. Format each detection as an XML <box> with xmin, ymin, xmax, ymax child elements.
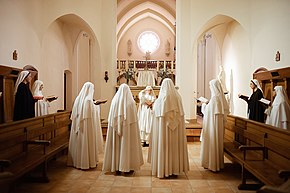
<box><xmin>104</xmin><ymin>71</ymin><xmax>109</xmax><ymax>82</ymax></box>
<box><xmin>275</xmin><ymin>51</ymin><xmax>280</xmax><ymax>62</ymax></box>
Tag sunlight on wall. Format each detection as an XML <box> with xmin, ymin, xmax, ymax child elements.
<box><xmin>222</xmin><ymin>22</ymin><xmax>251</xmax><ymax>119</ymax></box>
<box><xmin>223</xmin><ymin>39</ymin><xmax>236</xmax><ymax>114</ymax></box>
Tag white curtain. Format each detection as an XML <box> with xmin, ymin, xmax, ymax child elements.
<box><xmin>197</xmin><ymin>39</ymin><xmax>206</xmax><ymax>98</ymax></box>
<box><xmin>197</xmin><ymin>33</ymin><xmax>221</xmax><ymax>99</ymax></box>
<box><xmin>76</xmin><ymin>32</ymin><xmax>91</xmax><ymax>92</ymax></box>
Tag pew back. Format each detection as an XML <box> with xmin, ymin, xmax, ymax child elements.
<box><xmin>225</xmin><ymin>114</ymin><xmax>290</xmax><ymax>187</ymax></box>
<box><xmin>0</xmin><ymin>111</ymin><xmax>71</xmax><ymax>189</ymax></box>
<box><xmin>0</xmin><ymin>124</ymin><xmax>26</xmax><ymax>161</ymax></box>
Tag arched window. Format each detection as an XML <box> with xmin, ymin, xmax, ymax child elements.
<box><xmin>137</xmin><ymin>31</ymin><xmax>160</xmax><ymax>54</ymax></box>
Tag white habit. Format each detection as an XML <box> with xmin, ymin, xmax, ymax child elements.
<box><xmin>32</xmin><ymin>80</ymin><xmax>49</xmax><ymax>116</ymax></box>
<box><xmin>266</xmin><ymin>86</ymin><xmax>290</xmax><ymax>130</ymax></box>
<box><xmin>102</xmin><ymin>83</ymin><xmax>144</xmax><ymax>172</ymax></box>
<box><xmin>149</xmin><ymin>78</ymin><xmax>189</xmax><ymax>178</ymax></box>
<box><xmin>68</xmin><ymin>82</ymin><xmax>104</xmax><ymax>169</ymax></box>
<box><xmin>200</xmin><ymin>79</ymin><xmax>229</xmax><ymax>172</ymax></box>
<box><xmin>137</xmin><ymin>86</ymin><xmax>156</xmax><ymax>144</ymax></box>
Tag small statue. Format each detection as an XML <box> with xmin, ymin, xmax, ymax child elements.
<box><xmin>104</xmin><ymin>71</ymin><xmax>109</xmax><ymax>82</ymax></box>
<box><xmin>127</xmin><ymin>40</ymin><xmax>132</xmax><ymax>56</ymax></box>
<box><xmin>13</xmin><ymin>50</ymin><xmax>18</xmax><ymax>60</ymax></box>
<box><xmin>275</xmin><ymin>51</ymin><xmax>280</xmax><ymax>62</ymax></box>
<box><xmin>165</xmin><ymin>39</ymin><xmax>170</xmax><ymax>56</ymax></box>
<box><xmin>145</xmin><ymin>51</ymin><xmax>151</xmax><ymax>60</ymax></box>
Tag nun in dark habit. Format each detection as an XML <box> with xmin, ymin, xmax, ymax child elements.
<box><xmin>13</xmin><ymin>70</ymin><xmax>35</xmax><ymax>121</ymax></box>
<box><xmin>238</xmin><ymin>79</ymin><xmax>266</xmax><ymax>123</ymax></box>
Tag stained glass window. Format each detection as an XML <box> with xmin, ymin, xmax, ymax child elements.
<box><xmin>137</xmin><ymin>31</ymin><xmax>160</xmax><ymax>54</ymax></box>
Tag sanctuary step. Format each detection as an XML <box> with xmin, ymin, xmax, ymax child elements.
<box><xmin>101</xmin><ymin>117</ymin><xmax>203</xmax><ymax>142</ymax></box>
<box><xmin>185</xmin><ymin>117</ymin><xmax>202</xmax><ymax>142</ymax></box>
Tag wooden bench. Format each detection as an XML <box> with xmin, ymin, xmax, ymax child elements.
<box><xmin>257</xmin><ymin>173</ymin><xmax>290</xmax><ymax>193</ymax></box>
<box><xmin>224</xmin><ymin>115</ymin><xmax>290</xmax><ymax>190</ymax></box>
<box><xmin>0</xmin><ymin>111</ymin><xmax>71</xmax><ymax>192</ymax></box>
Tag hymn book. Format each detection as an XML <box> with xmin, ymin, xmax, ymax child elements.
<box><xmin>259</xmin><ymin>98</ymin><xmax>271</xmax><ymax>105</ymax></box>
<box><xmin>94</xmin><ymin>99</ymin><xmax>107</xmax><ymax>105</ymax></box>
<box><xmin>195</xmin><ymin>96</ymin><xmax>209</xmax><ymax>103</ymax></box>
<box><xmin>46</xmin><ymin>95</ymin><xmax>58</xmax><ymax>102</ymax></box>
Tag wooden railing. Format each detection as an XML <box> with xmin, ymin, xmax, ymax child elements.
<box><xmin>117</xmin><ymin>60</ymin><xmax>175</xmax><ymax>71</ymax></box>
<box><xmin>116</xmin><ymin>60</ymin><xmax>176</xmax><ymax>86</ymax></box>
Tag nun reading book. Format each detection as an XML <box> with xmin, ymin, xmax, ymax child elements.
<box><xmin>32</xmin><ymin>80</ymin><xmax>58</xmax><ymax>116</ymax></box>
<box><xmin>238</xmin><ymin>79</ymin><xmax>266</xmax><ymax>123</ymax></box>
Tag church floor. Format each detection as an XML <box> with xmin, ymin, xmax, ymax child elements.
<box><xmin>13</xmin><ymin>142</ymin><xmax>256</xmax><ymax>193</ymax></box>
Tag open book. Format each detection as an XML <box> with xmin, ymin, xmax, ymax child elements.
<box><xmin>94</xmin><ymin>99</ymin><xmax>107</xmax><ymax>105</ymax></box>
<box><xmin>259</xmin><ymin>98</ymin><xmax>271</xmax><ymax>105</ymax></box>
<box><xmin>195</xmin><ymin>96</ymin><xmax>209</xmax><ymax>103</ymax></box>
<box><xmin>46</xmin><ymin>95</ymin><xmax>58</xmax><ymax>102</ymax></box>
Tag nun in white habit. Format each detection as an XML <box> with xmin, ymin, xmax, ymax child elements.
<box><xmin>137</xmin><ymin>86</ymin><xmax>156</xmax><ymax>146</ymax></box>
<box><xmin>102</xmin><ymin>83</ymin><xmax>144</xmax><ymax>173</ymax></box>
<box><xmin>200</xmin><ymin>79</ymin><xmax>229</xmax><ymax>172</ymax></box>
<box><xmin>149</xmin><ymin>78</ymin><xmax>189</xmax><ymax>178</ymax></box>
<box><xmin>32</xmin><ymin>80</ymin><xmax>49</xmax><ymax>116</ymax></box>
<box><xmin>68</xmin><ymin>82</ymin><xmax>103</xmax><ymax>169</ymax></box>
<box><xmin>266</xmin><ymin>86</ymin><xmax>290</xmax><ymax>130</ymax></box>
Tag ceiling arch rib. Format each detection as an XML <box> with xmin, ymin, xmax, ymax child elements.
<box><xmin>117</xmin><ymin>9</ymin><xmax>175</xmax><ymax>46</ymax></box>
<box><xmin>196</xmin><ymin>14</ymin><xmax>235</xmax><ymax>40</ymax></box>
<box><xmin>117</xmin><ymin>0</ymin><xmax>176</xmax><ymax>22</ymax></box>
<box><xmin>117</xmin><ymin>1</ymin><xmax>175</xmax><ymax>35</ymax></box>
<box><xmin>56</xmin><ymin>14</ymin><xmax>98</xmax><ymax>47</ymax></box>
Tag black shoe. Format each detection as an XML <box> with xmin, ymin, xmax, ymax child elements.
<box><xmin>115</xmin><ymin>170</ymin><xmax>122</xmax><ymax>175</ymax></box>
<box><xmin>143</xmin><ymin>143</ymin><xmax>149</xmax><ymax>147</ymax></box>
<box><xmin>124</xmin><ymin>170</ymin><xmax>134</xmax><ymax>176</ymax></box>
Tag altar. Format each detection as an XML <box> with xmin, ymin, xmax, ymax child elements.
<box><xmin>137</xmin><ymin>70</ymin><xmax>156</xmax><ymax>86</ymax></box>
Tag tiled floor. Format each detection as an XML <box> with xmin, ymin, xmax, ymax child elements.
<box><xmin>13</xmin><ymin>142</ymin><xmax>256</xmax><ymax>193</ymax></box>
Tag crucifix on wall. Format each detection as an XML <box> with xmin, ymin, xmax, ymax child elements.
<box><xmin>143</xmin><ymin>51</ymin><xmax>151</xmax><ymax>69</ymax></box>
<box><xmin>145</xmin><ymin>51</ymin><xmax>151</xmax><ymax>60</ymax></box>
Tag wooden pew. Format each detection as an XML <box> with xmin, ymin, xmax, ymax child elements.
<box><xmin>224</xmin><ymin>115</ymin><xmax>290</xmax><ymax>190</ymax></box>
<box><xmin>257</xmin><ymin>173</ymin><xmax>290</xmax><ymax>193</ymax></box>
<box><xmin>0</xmin><ymin>111</ymin><xmax>71</xmax><ymax>192</ymax></box>
<box><xmin>0</xmin><ymin>64</ymin><xmax>38</xmax><ymax>124</ymax></box>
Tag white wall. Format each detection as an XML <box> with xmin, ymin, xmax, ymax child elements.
<box><xmin>41</xmin><ymin>20</ymin><xmax>70</xmax><ymax>113</ymax></box>
<box><xmin>222</xmin><ymin>21</ymin><xmax>251</xmax><ymax>118</ymax></box>
<box><xmin>176</xmin><ymin>0</ymin><xmax>196</xmax><ymax>120</ymax></box>
<box><xmin>177</xmin><ymin>0</ymin><xmax>290</xmax><ymax>119</ymax></box>
<box><xmin>99</xmin><ymin>0</ymin><xmax>117</xmax><ymax>119</ymax></box>
<box><xmin>42</xmin><ymin>0</ymin><xmax>115</xmax><ymax>118</ymax></box>
<box><xmin>0</xmin><ymin>0</ymin><xmax>42</xmax><ymax>68</ymax></box>
<box><xmin>250</xmin><ymin>0</ymin><xmax>290</xmax><ymax>69</ymax></box>
<box><xmin>1</xmin><ymin>0</ymin><xmax>289</xmax><ymax>120</ymax></box>
<box><xmin>0</xmin><ymin>0</ymin><xmax>117</xmax><ymax>119</ymax></box>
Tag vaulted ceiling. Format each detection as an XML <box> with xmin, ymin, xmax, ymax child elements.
<box><xmin>117</xmin><ymin>0</ymin><xmax>176</xmax><ymax>44</ymax></box>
